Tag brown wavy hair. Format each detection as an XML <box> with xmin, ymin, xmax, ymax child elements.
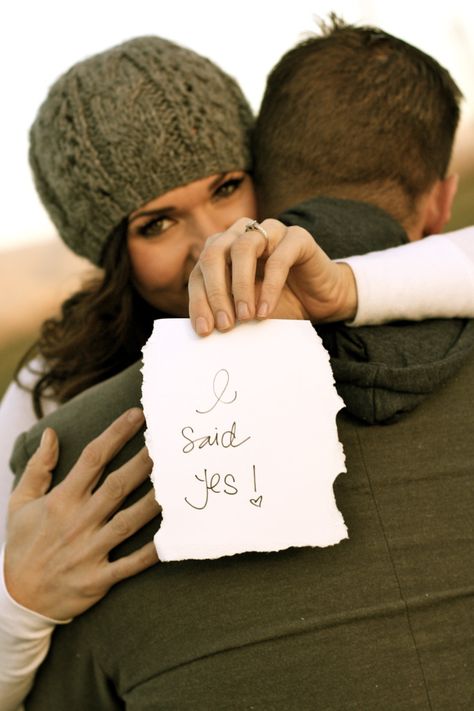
<box><xmin>16</xmin><ymin>220</ymin><xmax>164</xmax><ymax>417</ymax></box>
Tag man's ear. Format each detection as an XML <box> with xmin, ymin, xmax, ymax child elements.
<box><xmin>422</xmin><ymin>174</ymin><xmax>459</xmax><ymax>235</ymax></box>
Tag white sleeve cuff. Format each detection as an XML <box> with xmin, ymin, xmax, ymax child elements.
<box><xmin>341</xmin><ymin>227</ymin><xmax>474</xmax><ymax>326</ymax></box>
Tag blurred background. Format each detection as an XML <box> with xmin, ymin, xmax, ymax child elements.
<box><xmin>1</xmin><ymin>0</ymin><xmax>473</xmax><ymax>398</ymax></box>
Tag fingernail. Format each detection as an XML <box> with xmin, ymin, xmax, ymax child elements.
<box><xmin>216</xmin><ymin>311</ymin><xmax>231</xmax><ymax>330</ymax></box>
<box><xmin>196</xmin><ymin>316</ymin><xmax>209</xmax><ymax>335</ymax></box>
<box><xmin>127</xmin><ymin>408</ymin><xmax>144</xmax><ymax>423</ymax></box>
<box><xmin>40</xmin><ymin>428</ymin><xmax>53</xmax><ymax>449</ymax></box>
<box><xmin>257</xmin><ymin>301</ymin><xmax>269</xmax><ymax>318</ymax></box>
<box><xmin>236</xmin><ymin>301</ymin><xmax>250</xmax><ymax>320</ymax></box>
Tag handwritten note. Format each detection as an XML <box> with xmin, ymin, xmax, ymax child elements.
<box><xmin>141</xmin><ymin>319</ymin><xmax>347</xmax><ymax>561</ymax></box>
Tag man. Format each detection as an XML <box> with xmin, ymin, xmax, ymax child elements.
<box><xmin>9</xmin><ymin>20</ymin><xmax>474</xmax><ymax>709</ymax></box>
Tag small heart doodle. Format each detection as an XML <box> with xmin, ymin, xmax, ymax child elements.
<box><xmin>250</xmin><ymin>496</ymin><xmax>263</xmax><ymax>508</ymax></box>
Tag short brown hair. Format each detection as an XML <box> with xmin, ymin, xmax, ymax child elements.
<box><xmin>254</xmin><ymin>16</ymin><xmax>462</xmax><ymax>222</ymax></box>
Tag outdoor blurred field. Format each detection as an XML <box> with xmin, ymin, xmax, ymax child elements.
<box><xmin>1</xmin><ymin>169</ymin><xmax>473</xmax><ymax>400</ymax></box>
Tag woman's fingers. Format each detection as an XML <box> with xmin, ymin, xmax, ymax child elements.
<box><xmin>259</xmin><ymin>225</ymin><xmax>357</xmax><ymax>322</ymax></box>
<box><xmin>59</xmin><ymin>408</ymin><xmax>145</xmax><ymax>498</ymax></box>
<box><xmin>188</xmin><ymin>266</ymin><xmax>215</xmax><ymax>336</ymax></box>
<box><xmin>188</xmin><ymin>238</ymin><xmax>235</xmax><ymax>334</ymax></box>
<box><xmin>85</xmin><ymin>447</ymin><xmax>154</xmax><ymax>524</ymax></box>
<box><xmin>96</xmin><ymin>488</ymin><xmax>161</xmax><ymax>553</ymax></box>
<box><xmin>195</xmin><ymin>217</ymin><xmax>254</xmax><ymax>332</ymax></box>
<box><xmin>189</xmin><ymin>217</ymin><xmax>285</xmax><ymax>335</ymax></box>
<box><xmin>258</xmin><ymin>225</ymin><xmax>319</xmax><ymax>316</ymax></box>
<box><xmin>107</xmin><ymin>541</ymin><xmax>159</xmax><ymax>586</ymax></box>
<box><xmin>230</xmin><ymin>218</ymin><xmax>278</xmax><ymax>320</ymax></box>
<box><xmin>10</xmin><ymin>428</ymin><xmax>59</xmax><ymax>509</ymax></box>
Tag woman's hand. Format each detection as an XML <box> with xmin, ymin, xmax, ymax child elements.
<box><xmin>188</xmin><ymin>217</ymin><xmax>357</xmax><ymax>335</ymax></box>
<box><xmin>4</xmin><ymin>408</ymin><xmax>160</xmax><ymax>621</ymax></box>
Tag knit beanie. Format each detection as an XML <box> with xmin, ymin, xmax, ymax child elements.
<box><xmin>29</xmin><ymin>37</ymin><xmax>254</xmax><ymax>265</ymax></box>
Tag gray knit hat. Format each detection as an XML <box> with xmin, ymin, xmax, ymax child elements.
<box><xmin>29</xmin><ymin>36</ymin><xmax>254</xmax><ymax>265</ymax></box>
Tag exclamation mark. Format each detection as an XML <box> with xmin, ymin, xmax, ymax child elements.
<box><xmin>249</xmin><ymin>465</ymin><xmax>263</xmax><ymax>508</ymax></box>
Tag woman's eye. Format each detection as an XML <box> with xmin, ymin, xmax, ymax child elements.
<box><xmin>138</xmin><ymin>216</ymin><xmax>173</xmax><ymax>237</ymax></box>
<box><xmin>214</xmin><ymin>177</ymin><xmax>244</xmax><ymax>199</ymax></box>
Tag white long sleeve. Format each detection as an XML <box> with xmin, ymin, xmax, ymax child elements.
<box><xmin>0</xmin><ymin>546</ymin><xmax>70</xmax><ymax>711</ymax></box>
<box><xmin>0</xmin><ymin>383</ymin><xmax>37</xmax><ymax>549</ymax></box>
<box><xmin>342</xmin><ymin>227</ymin><xmax>474</xmax><ymax>326</ymax></box>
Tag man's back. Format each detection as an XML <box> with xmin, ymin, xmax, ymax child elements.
<box><xmin>12</xmin><ymin>351</ymin><xmax>474</xmax><ymax>710</ymax></box>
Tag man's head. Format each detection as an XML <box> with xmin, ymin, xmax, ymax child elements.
<box><xmin>254</xmin><ymin>16</ymin><xmax>462</xmax><ymax>239</ymax></box>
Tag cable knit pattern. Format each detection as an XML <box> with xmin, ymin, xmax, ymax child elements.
<box><xmin>29</xmin><ymin>37</ymin><xmax>254</xmax><ymax>265</ymax></box>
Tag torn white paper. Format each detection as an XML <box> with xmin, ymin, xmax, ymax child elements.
<box><xmin>141</xmin><ymin>319</ymin><xmax>347</xmax><ymax>562</ymax></box>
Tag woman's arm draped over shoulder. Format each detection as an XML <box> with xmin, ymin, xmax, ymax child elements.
<box><xmin>342</xmin><ymin>227</ymin><xmax>474</xmax><ymax>326</ymax></box>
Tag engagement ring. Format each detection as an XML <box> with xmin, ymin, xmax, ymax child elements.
<box><xmin>244</xmin><ymin>220</ymin><xmax>269</xmax><ymax>243</ymax></box>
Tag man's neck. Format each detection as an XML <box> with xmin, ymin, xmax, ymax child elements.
<box><xmin>260</xmin><ymin>182</ymin><xmax>424</xmax><ymax>240</ymax></box>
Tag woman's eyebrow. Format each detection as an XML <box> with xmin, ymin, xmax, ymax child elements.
<box><xmin>128</xmin><ymin>206</ymin><xmax>176</xmax><ymax>224</ymax></box>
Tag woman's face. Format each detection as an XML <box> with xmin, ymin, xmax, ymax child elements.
<box><xmin>127</xmin><ymin>171</ymin><xmax>257</xmax><ymax>315</ymax></box>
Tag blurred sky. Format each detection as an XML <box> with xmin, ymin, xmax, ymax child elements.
<box><xmin>1</xmin><ymin>0</ymin><xmax>473</xmax><ymax>252</ymax></box>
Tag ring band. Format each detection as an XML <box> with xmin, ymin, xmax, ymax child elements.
<box><xmin>244</xmin><ymin>220</ymin><xmax>268</xmax><ymax>242</ymax></box>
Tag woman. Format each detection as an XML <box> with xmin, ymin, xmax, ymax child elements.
<box><xmin>0</xmin><ymin>34</ymin><xmax>257</xmax><ymax>711</ymax></box>
<box><xmin>1</xmin><ymin>33</ymin><xmax>474</xmax><ymax>711</ymax></box>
